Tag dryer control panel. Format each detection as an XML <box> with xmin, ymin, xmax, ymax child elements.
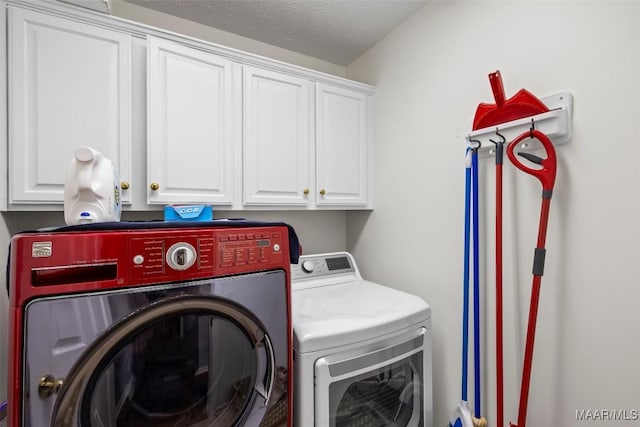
<box><xmin>291</xmin><ymin>252</ymin><xmax>356</xmax><ymax>281</ymax></box>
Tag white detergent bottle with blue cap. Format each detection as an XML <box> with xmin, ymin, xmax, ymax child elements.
<box><xmin>63</xmin><ymin>146</ymin><xmax>122</xmax><ymax>225</ymax></box>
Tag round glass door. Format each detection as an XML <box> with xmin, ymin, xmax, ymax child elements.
<box><xmin>51</xmin><ymin>296</ymin><xmax>274</xmax><ymax>427</ymax></box>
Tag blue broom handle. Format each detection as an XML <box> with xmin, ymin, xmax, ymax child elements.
<box><xmin>472</xmin><ymin>147</ymin><xmax>481</xmax><ymax>418</ymax></box>
<box><xmin>462</xmin><ymin>149</ymin><xmax>472</xmax><ymax>402</ymax></box>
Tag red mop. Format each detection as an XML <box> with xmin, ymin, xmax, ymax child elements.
<box><xmin>506</xmin><ymin>129</ymin><xmax>557</xmax><ymax>427</ymax></box>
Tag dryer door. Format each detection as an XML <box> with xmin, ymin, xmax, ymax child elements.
<box><xmin>50</xmin><ymin>295</ymin><xmax>275</xmax><ymax>427</ymax></box>
<box><xmin>314</xmin><ymin>327</ymin><xmax>428</xmax><ymax>427</ymax></box>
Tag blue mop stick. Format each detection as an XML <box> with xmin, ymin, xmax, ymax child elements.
<box><xmin>461</xmin><ymin>148</ymin><xmax>472</xmax><ymax>403</ymax></box>
<box><xmin>471</xmin><ymin>145</ymin><xmax>481</xmax><ymax>418</ymax></box>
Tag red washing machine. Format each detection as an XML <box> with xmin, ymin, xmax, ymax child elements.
<box><xmin>6</xmin><ymin>220</ymin><xmax>299</xmax><ymax>427</ymax></box>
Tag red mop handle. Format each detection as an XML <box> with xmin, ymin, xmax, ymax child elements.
<box><xmin>496</xmin><ymin>162</ymin><xmax>504</xmax><ymax>427</ymax></box>
<box><xmin>506</xmin><ymin>129</ymin><xmax>557</xmax><ymax>193</ymax></box>
<box><xmin>507</xmin><ymin>129</ymin><xmax>557</xmax><ymax>427</ymax></box>
<box><xmin>514</xmin><ymin>198</ymin><xmax>552</xmax><ymax>427</ymax></box>
<box><xmin>491</xmin><ymin>133</ymin><xmax>506</xmax><ymax>427</ymax></box>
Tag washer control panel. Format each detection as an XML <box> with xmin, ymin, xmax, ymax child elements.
<box><xmin>291</xmin><ymin>253</ymin><xmax>355</xmax><ymax>281</ymax></box>
<box><xmin>130</xmin><ymin>227</ymin><xmax>285</xmax><ymax>281</ymax></box>
<box><xmin>12</xmin><ymin>225</ymin><xmax>290</xmax><ymax>299</ymax></box>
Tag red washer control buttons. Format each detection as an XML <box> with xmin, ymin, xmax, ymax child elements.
<box><xmin>166</xmin><ymin>242</ymin><xmax>197</xmax><ymax>271</ymax></box>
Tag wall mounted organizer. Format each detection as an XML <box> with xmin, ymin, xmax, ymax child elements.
<box><xmin>466</xmin><ymin>92</ymin><xmax>573</xmax><ymax>157</ymax></box>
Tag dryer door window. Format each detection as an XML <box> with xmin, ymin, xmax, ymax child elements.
<box><xmin>329</xmin><ymin>354</ymin><xmax>423</xmax><ymax>427</ymax></box>
<box><xmin>314</xmin><ymin>328</ymin><xmax>426</xmax><ymax>427</ymax></box>
<box><xmin>50</xmin><ymin>296</ymin><xmax>275</xmax><ymax>427</ymax></box>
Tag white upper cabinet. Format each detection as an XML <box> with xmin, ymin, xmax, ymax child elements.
<box><xmin>146</xmin><ymin>36</ymin><xmax>237</xmax><ymax>205</ymax></box>
<box><xmin>4</xmin><ymin>2</ymin><xmax>374</xmax><ymax>211</ymax></box>
<box><xmin>243</xmin><ymin>70</ymin><xmax>374</xmax><ymax>209</ymax></box>
<box><xmin>315</xmin><ymin>83</ymin><xmax>372</xmax><ymax>207</ymax></box>
<box><xmin>243</xmin><ymin>66</ymin><xmax>313</xmax><ymax>207</ymax></box>
<box><xmin>8</xmin><ymin>6</ymin><xmax>132</xmax><ymax>205</ymax></box>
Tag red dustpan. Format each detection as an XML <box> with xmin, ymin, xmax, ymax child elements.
<box><xmin>473</xmin><ymin>71</ymin><xmax>549</xmax><ymax>130</ymax></box>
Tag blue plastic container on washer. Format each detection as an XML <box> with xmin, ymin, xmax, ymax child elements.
<box><xmin>164</xmin><ymin>205</ymin><xmax>213</xmax><ymax>222</ymax></box>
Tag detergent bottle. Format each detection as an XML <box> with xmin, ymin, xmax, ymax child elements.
<box><xmin>63</xmin><ymin>146</ymin><xmax>122</xmax><ymax>225</ymax></box>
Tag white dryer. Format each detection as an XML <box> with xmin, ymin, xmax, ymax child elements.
<box><xmin>292</xmin><ymin>252</ymin><xmax>432</xmax><ymax>427</ymax></box>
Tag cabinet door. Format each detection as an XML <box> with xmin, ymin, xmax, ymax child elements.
<box><xmin>316</xmin><ymin>84</ymin><xmax>371</xmax><ymax>207</ymax></box>
<box><xmin>8</xmin><ymin>7</ymin><xmax>132</xmax><ymax>205</ymax></box>
<box><xmin>147</xmin><ymin>36</ymin><xmax>236</xmax><ymax>205</ymax></box>
<box><xmin>243</xmin><ymin>66</ymin><xmax>312</xmax><ymax>206</ymax></box>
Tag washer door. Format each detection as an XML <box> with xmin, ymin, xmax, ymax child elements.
<box><xmin>50</xmin><ymin>295</ymin><xmax>275</xmax><ymax>427</ymax></box>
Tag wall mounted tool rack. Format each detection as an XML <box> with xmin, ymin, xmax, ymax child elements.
<box><xmin>466</xmin><ymin>92</ymin><xmax>573</xmax><ymax>157</ymax></box>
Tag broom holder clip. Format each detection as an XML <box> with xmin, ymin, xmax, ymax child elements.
<box><xmin>466</xmin><ymin>92</ymin><xmax>573</xmax><ymax>157</ymax></box>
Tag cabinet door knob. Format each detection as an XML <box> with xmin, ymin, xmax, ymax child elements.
<box><xmin>150</xmin><ymin>182</ymin><xmax>160</xmax><ymax>191</ymax></box>
<box><xmin>303</xmin><ymin>188</ymin><xmax>310</xmax><ymax>195</ymax></box>
<box><xmin>120</xmin><ymin>182</ymin><xmax>130</xmax><ymax>190</ymax></box>
<box><xmin>319</xmin><ymin>189</ymin><xmax>326</xmax><ymax>196</ymax></box>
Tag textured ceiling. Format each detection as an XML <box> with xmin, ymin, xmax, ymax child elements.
<box><xmin>123</xmin><ymin>0</ymin><xmax>428</xmax><ymax>65</ymax></box>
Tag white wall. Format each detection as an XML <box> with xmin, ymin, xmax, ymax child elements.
<box><xmin>347</xmin><ymin>1</ymin><xmax>640</xmax><ymax>426</ymax></box>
